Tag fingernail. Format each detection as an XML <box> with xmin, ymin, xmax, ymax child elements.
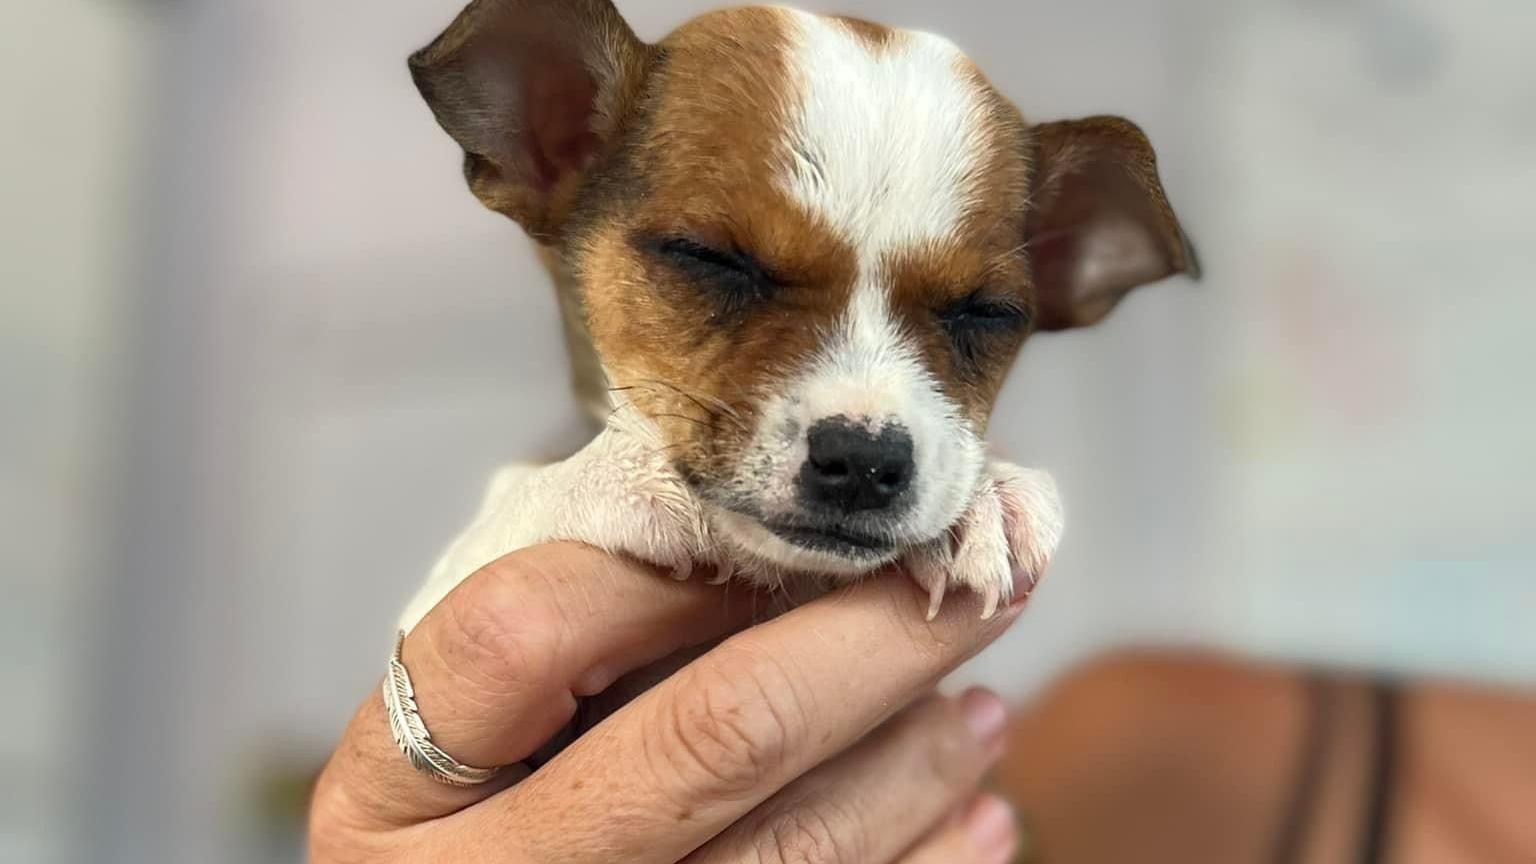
<box><xmin>965</xmin><ymin>795</ymin><xmax>1018</xmax><ymax>861</ymax></box>
<box><xmin>960</xmin><ymin>688</ymin><xmax>1008</xmax><ymax>751</ymax></box>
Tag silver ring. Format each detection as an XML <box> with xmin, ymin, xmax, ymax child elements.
<box><xmin>383</xmin><ymin>630</ymin><xmax>502</xmax><ymax>787</ymax></box>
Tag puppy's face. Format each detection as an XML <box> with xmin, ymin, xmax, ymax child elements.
<box><xmin>411</xmin><ymin>1</ymin><xmax>1196</xmax><ymax>575</ymax></box>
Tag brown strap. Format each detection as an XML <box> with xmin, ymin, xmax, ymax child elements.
<box><xmin>1269</xmin><ymin>676</ymin><xmax>1401</xmax><ymax>864</ymax></box>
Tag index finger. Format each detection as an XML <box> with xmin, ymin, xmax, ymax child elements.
<box><xmin>454</xmin><ymin>569</ymin><xmax>1027</xmax><ymax>863</ymax></box>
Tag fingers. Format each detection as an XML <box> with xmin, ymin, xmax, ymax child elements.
<box><xmin>900</xmin><ymin>795</ymin><xmax>1020</xmax><ymax>864</ymax></box>
<box><xmin>311</xmin><ymin>542</ymin><xmax>756</xmax><ymax>829</ymax></box>
<box><xmin>455</xmin><ymin>569</ymin><xmax>1026</xmax><ymax>863</ymax></box>
<box><xmin>686</xmin><ymin>689</ymin><xmax>1010</xmax><ymax>864</ymax></box>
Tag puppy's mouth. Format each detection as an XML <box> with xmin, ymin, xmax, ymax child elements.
<box><xmin>761</xmin><ymin>520</ymin><xmax>896</xmax><ymax>559</ymax></box>
<box><xmin>683</xmin><ymin>473</ymin><xmax>910</xmax><ymax>574</ymax></box>
<box><xmin>699</xmin><ymin>495</ymin><xmax>906</xmax><ymax>574</ymax></box>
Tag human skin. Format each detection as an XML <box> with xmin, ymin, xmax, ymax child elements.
<box><xmin>309</xmin><ymin>542</ymin><xmax>1031</xmax><ymax>863</ymax></box>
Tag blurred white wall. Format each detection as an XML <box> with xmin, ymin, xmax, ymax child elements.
<box><xmin>4</xmin><ymin>0</ymin><xmax>1533</xmax><ymax>862</ymax></box>
<box><xmin>1197</xmin><ymin>0</ymin><xmax>1536</xmax><ymax>683</ymax></box>
<box><xmin>2</xmin><ymin>1</ymin><xmax>152</xmax><ymax>860</ymax></box>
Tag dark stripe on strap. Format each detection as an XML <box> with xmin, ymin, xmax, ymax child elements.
<box><xmin>1269</xmin><ymin>674</ymin><xmax>1336</xmax><ymax>864</ymax></box>
<box><xmin>1358</xmin><ymin>681</ymin><xmax>1401</xmax><ymax>864</ymax></box>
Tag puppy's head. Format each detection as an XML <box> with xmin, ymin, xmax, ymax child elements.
<box><xmin>411</xmin><ymin>0</ymin><xmax>1197</xmax><ymax>576</ymax></box>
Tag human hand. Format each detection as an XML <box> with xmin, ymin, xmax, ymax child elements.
<box><xmin>310</xmin><ymin>542</ymin><xmax>1029</xmax><ymax>863</ymax></box>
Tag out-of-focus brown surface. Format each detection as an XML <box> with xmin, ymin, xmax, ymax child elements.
<box><xmin>994</xmin><ymin>652</ymin><xmax>1536</xmax><ymax>864</ymax></box>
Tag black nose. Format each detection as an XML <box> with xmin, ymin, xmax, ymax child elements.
<box><xmin>800</xmin><ymin>418</ymin><xmax>915</xmax><ymax>513</ymax></box>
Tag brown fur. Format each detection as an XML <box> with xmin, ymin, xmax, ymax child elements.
<box><xmin>827</xmin><ymin>14</ymin><xmax>896</xmax><ymax>49</ymax></box>
<box><xmin>572</xmin><ymin>9</ymin><xmax>862</xmax><ymax>485</ymax></box>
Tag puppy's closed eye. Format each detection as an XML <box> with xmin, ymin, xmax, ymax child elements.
<box><xmin>654</xmin><ymin>237</ymin><xmax>780</xmax><ymax>315</ymax></box>
<box><xmin>937</xmin><ymin>292</ymin><xmax>1031</xmax><ymax>368</ymax></box>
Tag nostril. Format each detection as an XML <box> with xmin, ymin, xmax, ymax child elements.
<box><xmin>876</xmin><ymin>468</ymin><xmax>905</xmax><ymax>491</ymax></box>
<box><xmin>814</xmin><ymin>456</ymin><xmax>851</xmax><ymax>482</ymax></box>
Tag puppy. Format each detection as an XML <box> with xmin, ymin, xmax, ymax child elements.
<box><xmin>398</xmin><ymin>0</ymin><xmax>1197</xmax><ymax>633</ymax></box>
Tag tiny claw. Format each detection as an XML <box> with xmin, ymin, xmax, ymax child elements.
<box><xmin>668</xmin><ymin>560</ymin><xmax>693</xmax><ymax>582</ymax></box>
<box><xmin>1017</xmin><ymin>565</ymin><xmax>1040</xmax><ymax>597</ymax></box>
<box><xmin>925</xmin><ymin>579</ymin><xmax>946</xmax><ymax>621</ymax></box>
<box><xmin>979</xmin><ymin>584</ymin><xmax>1001</xmax><ymax>620</ymax></box>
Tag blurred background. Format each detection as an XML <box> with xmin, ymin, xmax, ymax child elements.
<box><xmin>4</xmin><ymin>0</ymin><xmax>1533</xmax><ymax>861</ymax></box>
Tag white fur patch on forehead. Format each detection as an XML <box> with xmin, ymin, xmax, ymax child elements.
<box><xmin>719</xmin><ymin>10</ymin><xmax>989</xmax><ymax>556</ymax></box>
<box><xmin>775</xmin><ymin>9</ymin><xmax>990</xmax><ymax>259</ymax></box>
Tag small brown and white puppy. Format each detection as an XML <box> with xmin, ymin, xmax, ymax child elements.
<box><xmin>398</xmin><ymin>0</ymin><xmax>1197</xmax><ymax>633</ymax></box>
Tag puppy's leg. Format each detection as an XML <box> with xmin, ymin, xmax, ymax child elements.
<box><xmin>906</xmin><ymin>462</ymin><xmax>1063</xmax><ymax>620</ymax></box>
<box><xmin>398</xmin><ymin>424</ymin><xmax>712</xmax><ymax>632</ymax></box>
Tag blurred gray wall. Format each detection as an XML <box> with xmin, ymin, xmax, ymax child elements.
<box><xmin>4</xmin><ymin>0</ymin><xmax>1533</xmax><ymax>862</ymax></box>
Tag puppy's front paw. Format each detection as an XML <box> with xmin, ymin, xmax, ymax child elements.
<box><xmin>906</xmin><ymin>462</ymin><xmax>1063</xmax><ymax>620</ymax></box>
<box><xmin>628</xmin><ymin>483</ymin><xmax>711</xmax><ymax>582</ymax></box>
<box><xmin>563</xmin><ymin>456</ymin><xmax>715</xmax><ymax>581</ymax></box>
<box><xmin>602</xmin><ymin>470</ymin><xmax>715</xmax><ymax>578</ymax></box>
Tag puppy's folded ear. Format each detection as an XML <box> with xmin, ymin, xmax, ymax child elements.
<box><xmin>409</xmin><ymin>0</ymin><xmax>651</xmax><ymax>239</ymax></box>
<box><xmin>1025</xmin><ymin>116</ymin><xmax>1199</xmax><ymax>331</ymax></box>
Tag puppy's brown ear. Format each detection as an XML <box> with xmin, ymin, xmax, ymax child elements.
<box><xmin>409</xmin><ymin>0</ymin><xmax>650</xmax><ymax>240</ymax></box>
<box><xmin>1025</xmin><ymin>116</ymin><xmax>1199</xmax><ymax>331</ymax></box>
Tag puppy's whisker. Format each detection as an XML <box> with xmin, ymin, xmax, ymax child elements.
<box><xmin>709</xmin><ymin>368</ymin><xmax>758</xmax><ymax>415</ymax></box>
<box><xmin>634</xmin><ymin>445</ymin><xmax>700</xmax><ymax>469</ymax></box>
<box><xmin>649</xmin><ymin>412</ymin><xmax>712</xmax><ymax>428</ymax></box>
<box><xmin>608</xmin><ymin>382</ymin><xmax>724</xmax><ymax>432</ymax></box>
<box><xmin>636</xmin><ymin>441</ymin><xmax>690</xmax><ymax>458</ymax></box>
<box><xmin>632</xmin><ymin>377</ymin><xmax>749</xmax><ymax>429</ymax></box>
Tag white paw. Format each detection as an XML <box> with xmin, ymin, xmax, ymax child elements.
<box><xmin>555</xmin><ymin>450</ymin><xmax>716</xmax><ymax>581</ymax></box>
<box><xmin>905</xmin><ymin>462</ymin><xmax>1062</xmax><ymax>620</ymax></box>
<box><xmin>535</xmin><ymin>413</ymin><xmax>734</xmax><ymax>583</ymax></box>
<box><xmin>399</xmin><ymin>426</ymin><xmax>725</xmax><ymax>634</ymax></box>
